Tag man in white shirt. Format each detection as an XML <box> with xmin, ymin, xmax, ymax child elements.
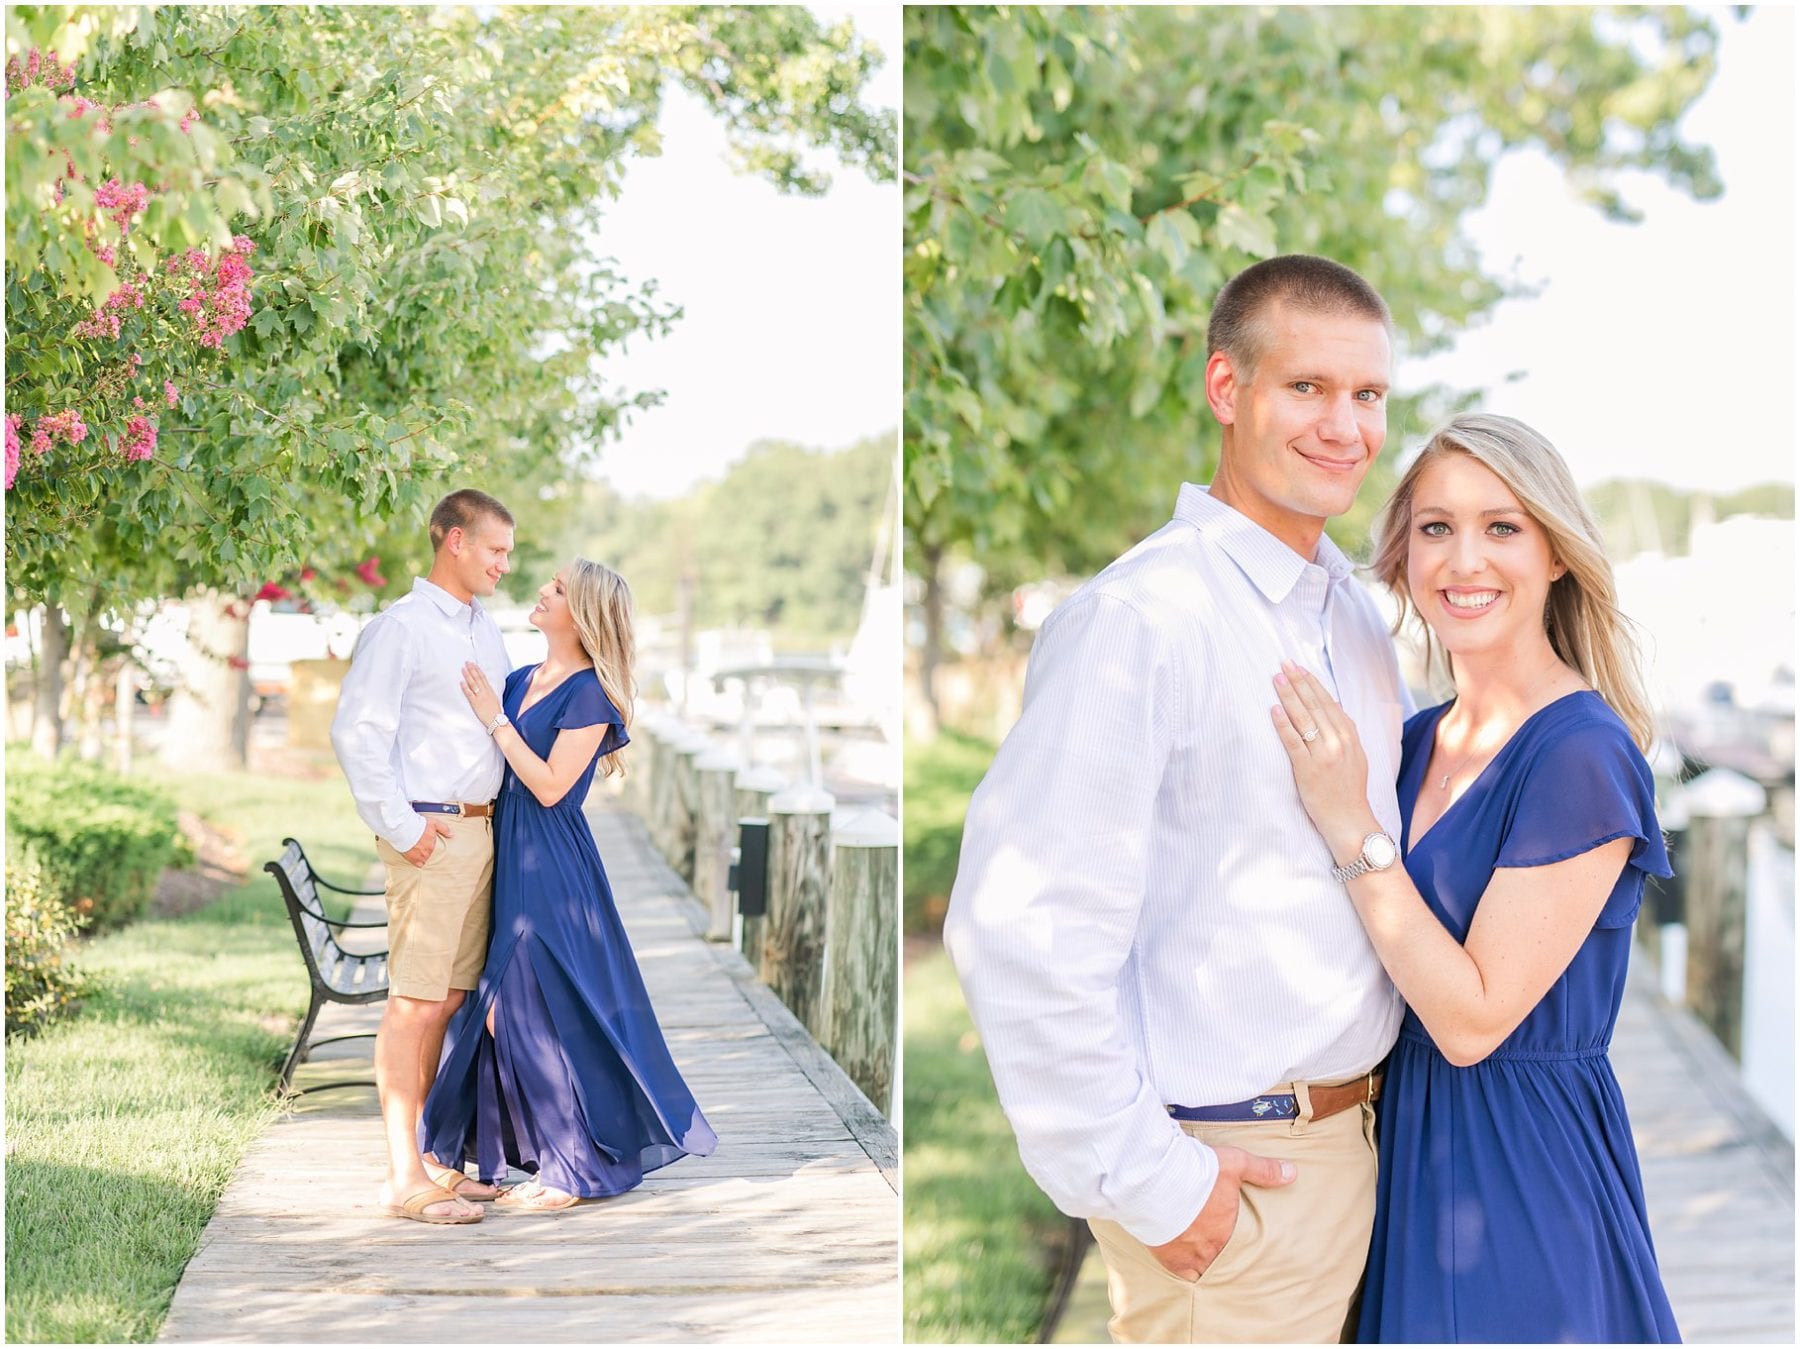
<box><xmin>945</xmin><ymin>256</ymin><xmax>1411</xmax><ymax>1341</ymax></box>
<box><xmin>330</xmin><ymin>489</ymin><xmax>516</xmax><ymax>1225</ymax></box>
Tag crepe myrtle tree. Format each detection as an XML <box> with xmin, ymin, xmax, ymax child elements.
<box><xmin>903</xmin><ymin>5</ymin><xmax>1725</xmax><ymax>724</ymax></box>
<box><xmin>5</xmin><ymin>4</ymin><xmax>895</xmax><ymax>767</ymax></box>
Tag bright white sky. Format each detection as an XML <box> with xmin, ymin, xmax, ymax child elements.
<box><xmin>1406</xmin><ymin>5</ymin><xmax>1797</xmax><ymax>492</ymax></box>
<box><xmin>587</xmin><ymin>4</ymin><xmax>899</xmax><ymax>500</ymax></box>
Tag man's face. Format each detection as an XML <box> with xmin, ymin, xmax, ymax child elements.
<box><xmin>1207</xmin><ymin>303</ymin><xmax>1392</xmax><ymax>550</ymax></box>
<box><xmin>452</xmin><ymin>517</ymin><xmax>514</xmax><ymax>598</ymax></box>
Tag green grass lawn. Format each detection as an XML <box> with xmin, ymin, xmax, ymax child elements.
<box><xmin>904</xmin><ymin>944</ymin><xmax>1066</xmax><ymax>1344</ymax></box>
<box><xmin>4</xmin><ymin>761</ymin><xmax>373</xmax><ymax>1344</ymax></box>
<box><xmin>903</xmin><ymin>729</ymin><xmax>996</xmax><ymax>934</ymax></box>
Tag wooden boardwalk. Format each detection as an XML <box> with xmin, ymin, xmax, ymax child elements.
<box><xmin>160</xmin><ymin>803</ymin><xmax>898</xmax><ymax>1344</ymax></box>
<box><xmin>1053</xmin><ymin>954</ymin><xmax>1795</xmax><ymax>1344</ymax></box>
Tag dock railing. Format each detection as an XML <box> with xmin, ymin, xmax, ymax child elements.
<box><xmin>624</xmin><ymin>710</ymin><xmax>897</xmax><ymax>1118</ymax></box>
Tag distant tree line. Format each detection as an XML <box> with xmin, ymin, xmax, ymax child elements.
<box><xmin>539</xmin><ymin>432</ymin><xmax>896</xmax><ymax>648</ymax></box>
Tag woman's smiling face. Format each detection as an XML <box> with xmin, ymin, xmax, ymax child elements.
<box><xmin>528</xmin><ymin>567</ymin><xmax>575</xmax><ymax>637</ymax></box>
<box><xmin>1406</xmin><ymin>452</ymin><xmax>1564</xmax><ymax>661</ymax></box>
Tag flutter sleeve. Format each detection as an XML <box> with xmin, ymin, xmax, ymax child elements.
<box><xmin>1496</xmin><ymin>716</ymin><xmax>1673</xmax><ymax>927</ymax></box>
<box><xmin>555</xmin><ymin>671</ymin><xmax>629</xmax><ymax>759</ymax></box>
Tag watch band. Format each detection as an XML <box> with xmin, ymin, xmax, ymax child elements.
<box><xmin>1331</xmin><ymin>831</ymin><xmax>1396</xmax><ymax>884</ymax></box>
<box><xmin>485</xmin><ymin>711</ymin><xmax>509</xmax><ymax>736</ymax></box>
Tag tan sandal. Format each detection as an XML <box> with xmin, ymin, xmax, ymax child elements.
<box><xmin>426</xmin><ymin>1164</ymin><xmax>501</xmax><ymax>1201</ymax></box>
<box><xmin>383</xmin><ymin>1183</ymin><xmax>484</xmax><ymax>1224</ymax></box>
<box><xmin>496</xmin><ymin>1180</ymin><xmax>581</xmax><ymax>1213</ymax></box>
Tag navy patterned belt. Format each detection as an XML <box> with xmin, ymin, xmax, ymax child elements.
<box><xmin>1168</xmin><ymin>1070</ymin><xmax>1383</xmax><ymax>1124</ymax></box>
<box><xmin>410</xmin><ymin>800</ymin><xmax>494</xmax><ymax>818</ymax></box>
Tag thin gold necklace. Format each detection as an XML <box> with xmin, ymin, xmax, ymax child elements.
<box><xmin>1434</xmin><ymin>658</ymin><xmax>1566</xmax><ymax>792</ymax></box>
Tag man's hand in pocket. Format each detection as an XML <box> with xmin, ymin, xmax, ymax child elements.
<box><xmin>402</xmin><ymin>816</ymin><xmax>454</xmax><ymax>867</ymax></box>
<box><xmin>1149</xmin><ymin>1144</ymin><xmax>1296</xmax><ymax>1281</ymax></box>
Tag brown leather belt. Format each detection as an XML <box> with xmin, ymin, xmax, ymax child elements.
<box><xmin>410</xmin><ymin>800</ymin><xmax>494</xmax><ymax>819</ymax></box>
<box><xmin>1167</xmin><ymin>1069</ymin><xmax>1384</xmax><ymax>1124</ymax></box>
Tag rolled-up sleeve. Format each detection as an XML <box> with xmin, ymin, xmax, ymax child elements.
<box><xmin>943</xmin><ymin>593</ymin><xmax>1218</xmax><ymax>1245</ymax></box>
<box><xmin>328</xmin><ymin>617</ymin><xmax>424</xmax><ymax>853</ymax></box>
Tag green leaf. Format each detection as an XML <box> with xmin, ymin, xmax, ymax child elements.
<box><xmin>1145</xmin><ymin>210</ymin><xmax>1200</xmax><ymax>271</ymax></box>
<box><xmin>1003</xmin><ymin>188</ymin><xmax>1064</xmax><ymax>247</ymax></box>
<box><xmin>1214</xmin><ymin>202</ymin><xmax>1278</xmax><ymax>258</ymax></box>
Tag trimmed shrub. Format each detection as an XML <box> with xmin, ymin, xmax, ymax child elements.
<box><xmin>5</xmin><ymin>753</ymin><xmax>191</xmax><ymax>931</ymax></box>
<box><xmin>5</xmin><ymin>855</ymin><xmax>92</xmax><ymax>1037</ymax></box>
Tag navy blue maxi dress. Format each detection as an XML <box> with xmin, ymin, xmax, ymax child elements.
<box><xmin>1358</xmin><ymin>692</ymin><xmax>1679</xmax><ymax>1344</ymax></box>
<box><xmin>420</xmin><ymin>665</ymin><xmax>717</xmax><ymax>1197</ymax></box>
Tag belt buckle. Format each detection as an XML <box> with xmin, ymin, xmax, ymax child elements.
<box><xmin>445</xmin><ymin>802</ymin><xmax>463</xmax><ymax>817</ymax></box>
<box><xmin>1365</xmin><ymin>1069</ymin><xmax>1376</xmax><ymax>1105</ymax></box>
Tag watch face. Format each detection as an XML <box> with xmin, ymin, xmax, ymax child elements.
<box><xmin>1366</xmin><ymin>833</ymin><xmax>1399</xmax><ymax>869</ymax></box>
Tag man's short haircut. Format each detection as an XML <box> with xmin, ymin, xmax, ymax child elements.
<box><xmin>1206</xmin><ymin>255</ymin><xmax>1392</xmax><ymax>380</ymax></box>
<box><xmin>429</xmin><ymin>489</ymin><xmax>514</xmax><ymax>551</ymax></box>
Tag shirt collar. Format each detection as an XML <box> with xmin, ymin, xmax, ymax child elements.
<box><xmin>412</xmin><ymin>576</ymin><xmax>478</xmax><ymax>619</ymax></box>
<box><xmin>1173</xmin><ymin>482</ymin><xmax>1356</xmax><ymax>603</ymax></box>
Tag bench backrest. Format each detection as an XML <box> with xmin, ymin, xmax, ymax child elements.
<box><xmin>267</xmin><ymin>840</ymin><xmax>342</xmax><ymax>983</ymax></box>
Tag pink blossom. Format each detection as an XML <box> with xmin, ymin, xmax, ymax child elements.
<box><xmin>6</xmin><ymin>48</ymin><xmax>75</xmax><ymax>97</ymax></box>
<box><xmin>4</xmin><ymin>415</ymin><xmax>20</xmax><ymax>490</ymax></box>
<box><xmin>65</xmin><ymin>95</ymin><xmax>97</xmax><ymax>119</ymax></box>
<box><xmin>129</xmin><ymin>352</ymin><xmax>144</xmax><ymax>368</ymax></box>
<box><xmin>166</xmin><ymin>236</ymin><xmax>257</xmax><ymax>349</ymax></box>
<box><xmin>29</xmin><ymin>427</ymin><xmax>51</xmax><ymax>456</ymax></box>
<box><xmin>254</xmin><ymin>582</ymin><xmax>292</xmax><ymax>603</ymax></box>
<box><xmin>300</xmin><ymin>567</ymin><xmax>318</xmax><ymax>582</ymax></box>
<box><xmin>38</xmin><ymin>409</ymin><xmax>88</xmax><ymax>445</ymax></box>
<box><xmin>355</xmin><ymin>557</ymin><xmax>387</xmax><ymax>588</ymax></box>
<box><xmin>164</xmin><ymin>380</ymin><xmax>179</xmax><ymax>408</ymax></box>
<box><xmin>133</xmin><ymin>396</ymin><xmax>146</xmax><ymax>409</ymax></box>
<box><xmin>179</xmin><ymin>106</ymin><xmax>197</xmax><ymax>133</ymax></box>
<box><xmin>96</xmin><ymin>244</ymin><xmax>116</xmax><ymax>267</ymax></box>
<box><xmin>71</xmin><ymin>281</ymin><xmax>145</xmax><ymax>340</ymax></box>
<box><xmin>122</xmin><ymin>414</ymin><xmax>157</xmax><ymax>462</ymax></box>
<box><xmin>93</xmin><ymin>177</ymin><xmax>149</xmax><ymax>232</ymax></box>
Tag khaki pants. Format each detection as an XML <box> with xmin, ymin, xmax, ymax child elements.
<box><xmin>374</xmin><ymin>817</ymin><xmax>494</xmax><ymax>1001</ymax></box>
<box><xmin>1088</xmin><ymin>1086</ymin><xmax>1377</xmax><ymax>1344</ymax></box>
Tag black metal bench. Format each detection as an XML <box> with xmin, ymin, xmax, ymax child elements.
<box><xmin>266</xmin><ymin>836</ymin><xmax>389</xmax><ymax>1093</ymax></box>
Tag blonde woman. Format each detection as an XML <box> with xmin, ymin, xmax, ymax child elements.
<box><xmin>1268</xmin><ymin>414</ymin><xmax>1678</xmax><ymax>1341</ymax></box>
<box><xmin>420</xmin><ymin>558</ymin><xmax>717</xmax><ymax>1212</ymax></box>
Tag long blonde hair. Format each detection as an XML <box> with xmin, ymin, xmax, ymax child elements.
<box><xmin>1370</xmin><ymin>413</ymin><xmax>1657</xmax><ymax>751</ymax></box>
<box><xmin>565</xmin><ymin>557</ymin><xmax>636</xmax><ymax>778</ymax></box>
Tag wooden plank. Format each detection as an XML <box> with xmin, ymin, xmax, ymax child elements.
<box><xmin>161</xmin><ymin>1287</ymin><xmax>898</xmax><ymax>1343</ymax></box>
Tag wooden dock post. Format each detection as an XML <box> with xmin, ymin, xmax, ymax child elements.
<box><xmin>824</xmin><ymin>807</ymin><xmax>898</xmax><ymax>1116</ymax></box>
<box><xmin>1638</xmin><ymin>790</ymin><xmax>1689</xmax><ymax>1004</ymax></box>
<box><xmin>764</xmin><ymin>785</ymin><xmax>835</xmax><ymax>1032</ymax></box>
<box><xmin>645</xmin><ymin>720</ymin><xmax>680</xmax><ymax>859</ymax></box>
<box><xmin>694</xmin><ymin>746</ymin><xmax>742</xmax><ymax>941</ymax></box>
<box><xmin>667</xmin><ymin>728</ymin><xmax>710</xmax><ymax>885</ymax></box>
<box><xmin>733</xmin><ymin>765</ymin><xmax>786</xmax><ymax>963</ymax></box>
<box><xmin>1680</xmin><ymin>768</ymin><xmax>1766</xmax><ymax>1060</ymax></box>
<box><xmin>624</xmin><ymin>708</ymin><xmax>667</xmax><ymax>817</ymax></box>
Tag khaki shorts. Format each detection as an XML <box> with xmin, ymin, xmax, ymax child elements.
<box><xmin>374</xmin><ymin>817</ymin><xmax>494</xmax><ymax>1001</ymax></box>
<box><xmin>1088</xmin><ymin>1083</ymin><xmax>1378</xmax><ymax>1344</ymax></box>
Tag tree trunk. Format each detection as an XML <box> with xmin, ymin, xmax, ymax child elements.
<box><xmin>73</xmin><ymin>611</ymin><xmax>106</xmax><ymax>762</ymax></box>
<box><xmin>919</xmin><ymin>541</ymin><xmax>945</xmax><ymax>735</ymax></box>
<box><xmin>162</xmin><ymin>589</ymin><xmax>252</xmax><ymax>772</ymax></box>
<box><xmin>31</xmin><ymin>605</ymin><xmax>69</xmax><ymax>760</ymax></box>
<box><xmin>115</xmin><ymin>658</ymin><xmax>136</xmax><ymax>775</ymax></box>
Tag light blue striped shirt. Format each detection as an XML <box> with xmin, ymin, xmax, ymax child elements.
<box><xmin>945</xmin><ymin>484</ymin><xmax>1410</xmax><ymax>1244</ymax></box>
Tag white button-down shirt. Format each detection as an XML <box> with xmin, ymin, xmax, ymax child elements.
<box><xmin>329</xmin><ymin>578</ymin><xmax>512</xmax><ymax>853</ymax></box>
<box><xmin>944</xmin><ymin>484</ymin><xmax>1411</xmax><ymax>1245</ymax></box>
